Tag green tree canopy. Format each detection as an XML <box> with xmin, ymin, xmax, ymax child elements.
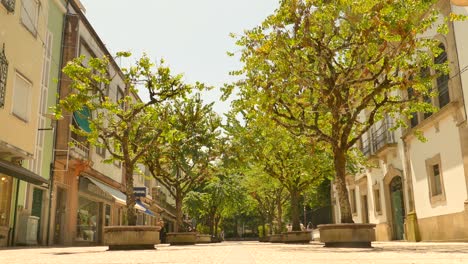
<box><xmin>228</xmin><ymin>0</ymin><xmax>459</xmax><ymax>223</ymax></box>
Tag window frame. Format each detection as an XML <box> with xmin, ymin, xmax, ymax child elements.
<box><xmin>20</xmin><ymin>0</ymin><xmax>39</xmax><ymax>37</ymax></box>
<box><xmin>11</xmin><ymin>71</ymin><xmax>32</xmax><ymax>122</ymax></box>
<box><xmin>425</xmin><ymin>154</ymin><xmax>446</xmax><ymax>205</ymax></box>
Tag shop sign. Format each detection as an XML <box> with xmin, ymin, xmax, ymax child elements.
<box><xmin>79</xmin><ymin>178</ymin><xmax>113</xmax><ymax>201</ymax></box>
<box><xmin>134</xmin><ymin>187</ymin><xmax>147</xmax><ymax>197</ymax></box>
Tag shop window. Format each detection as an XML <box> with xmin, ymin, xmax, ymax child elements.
<box><xmin>425</xmin><ymin>154</ymin><xmax>446</xmax><ymax>204</ymax></box>
<box><xmin>12</xmin><ymin>72</ymin><xmax>31</xmax><ymax>122</ymax></box>
<box><xmin>104</xmin><ymin>204</ymin><xmax>111</xmax><ymax>226</ymax></box>
<box><xmin>76</xmin><ymin>196</ymin><xmax>99</xmax><ymax>242</ymax></box>
<box><xmin>21</xmin><ymin>0</ymin><xmax>39</xmax><ymax>36</ymax></box>
<box><xmin>0</xmin><ymin>175</ymin><xmax>13</xmax><ymax>226</ymax></box>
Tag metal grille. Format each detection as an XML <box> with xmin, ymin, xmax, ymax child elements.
<box><xmin>0</xmin><ymin>44</ymin><xmax>8</xmax><ymax>108</ymax></box>
<box><xmin>1</xmin><ymin>0</ymin><xmax>15</xmax><ymax>13</ymax></box>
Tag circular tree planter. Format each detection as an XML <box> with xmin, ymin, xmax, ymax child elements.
<box><xmin>269</xmin><ymin>234</ymin><xmax>284</xmax><ymax>243</ymax></box>
<box><xmin>104</xmin><ymin>226</ymin><xmax>161</xmax><ymax>250</ymax></box>
<box><xmin>451</xmin><ymin>0</ymin><xmax>468</xmax><ymax>6</ymax></box>
<box><xmin>318</xmin><ymin>224</ymin><xmax>376</xmax><ymax>248</ymax></box>
<box><xmin>166</xmin><ymin>232</ymin><xmax>197</xmax><ymax>245</ymax></box>
<box><xmin>282</xmin><ymin>231</ymin><xmax>312</xmax><ymax>244</ymax></box>
<box><xmin>196</xmin><ymin>234</ymin><xmax>211</xmax><ymax>244</ymax></box>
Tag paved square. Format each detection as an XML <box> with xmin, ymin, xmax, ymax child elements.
<box><xmin>1</xmin><ymin>241</ymin><xmax>467</xmax><ymax>264</ymax></box>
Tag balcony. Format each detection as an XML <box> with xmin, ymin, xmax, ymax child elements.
<box><xmin>69</xmin><ymin>137</ymin><xmax>90</xmax><ymax>160</ymax></box>
<box><xmin>359</xmin><ymin>121</ymin><xmax>397</xmax><ymax>159</ymax></box>
<box><xmin>371</xmin><ymin>122</ymin><xmax>397</xmax><ymax>157</ymax></box>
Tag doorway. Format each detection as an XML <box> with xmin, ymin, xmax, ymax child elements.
<box><xmin>389</xmin><ymin>177</ymin><xmax>405</xmax><ymax>240</ymax></box>
<box><xmin>361</xmin><ymin>195</ymin><xmax>369</xmax><ymax>223</ymax></box>
<box><xmin>31</xmin><ymin>188</ymin><xmax>44</xmax><ymax>243</ymax></box>
<box><xmin>54</xmin><ymin>187</ymin><xmax>67</xmax><ymax>244</ymax></box>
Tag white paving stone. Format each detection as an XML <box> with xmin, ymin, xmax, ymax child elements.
<box><xmin>0</xmin><ymin>241</ymin><xmax>467</xmax><ymax>264</ymax></box>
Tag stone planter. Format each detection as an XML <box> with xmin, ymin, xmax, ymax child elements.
<box><xmin>282</xmin><ymin>231</ymin><xmax>312</xmax><ymax>244</ymax></box>
<box><xmin>451</xmin><ymin>0</ymin><xmax>468</xmax><ymax>6</ymax></box>
<box><xmin>166</xmin><ymin>232</ymin><xmax>197</xmax><ymax>245</ymax></box>
<box><xmin>196</xmin><ymin>234</ymin><xmax>211</xmax><ymax>244</ymax></box>
<box><xmin>269</xmin><ymin>234</ymin><xmax>283</xmax><ymax>243</ymax></box>
<box><xmin>259</xmin><ymin>236</ymin><xmax>270</xmax><ymax>242</ymax></box>
<box><xmin>104</xmin><ymin>226</ymin><xmax>161</xmax><ymax>250</ymax></box>
<box><xmin>318</xmin><ymin>223</ymin><xmax>376</xmax><ymax>248</ymax></box>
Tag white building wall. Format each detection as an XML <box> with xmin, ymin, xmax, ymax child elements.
<box><xmin>409</xmin><ymin>116</ymin><xmax>467</xmax><ymax>218</ymax></box>
<box><xmin>452</xmin><ymin>5</ymin><xmax>468</xmax><ymax>117</ymax></box>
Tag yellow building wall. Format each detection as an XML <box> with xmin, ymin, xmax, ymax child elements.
<box><xmin>0</xmin><ymin>1</ymin><xmax>48</xmax><ymax>157</ymax></box>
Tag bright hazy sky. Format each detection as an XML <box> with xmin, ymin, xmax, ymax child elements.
<box><xmin>79</xmin><ymin>0</ymin><xmax>279</xmax><ymax>116</ymax></box>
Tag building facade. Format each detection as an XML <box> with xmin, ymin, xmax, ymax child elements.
<box><xmin>0</xmin><ymin>0</ymin><xmax>50</xmax><ymax>247</ymax></box>
<box><xmin>332</xmin><ymin>0</ymin><xmax>468</xmax><ymax>242</ymax></box>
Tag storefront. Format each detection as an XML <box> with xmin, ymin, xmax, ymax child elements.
<box><xmin>76</xmin><ymin>177</ymin><xmax>114</xmax><ymax>244</ymax></box>
<box><xmin>0</xmin><ymin>159</ymin><xmax>48</xmax><ymax>247</ymax></box>
<box><xmin>0</xmin><ymin>174</ymin><xmax>12</xmax><ymax>247</ymax></box>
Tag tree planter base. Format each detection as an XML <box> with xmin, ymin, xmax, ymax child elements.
<box><xmin>259</xmin><ymin>236</ymin><xmax>270</xmax><ymax>242</ymax></box>
<box><xmin>451</xmin><ymin>0</ymin><xmax>468</xmax><ymax>6</ymax></box>
<box><xmin>167</xmin><ymin>232</ymin><xmax>197</xmax><ymax>245</ymax></box>
<box><xmin>282</xmin><ymin>231</ymin><xmax>312</xmax><ymax>244</ymax></box>
<box><xmin>318</xmin><ymin>224</ymin><xmax>376</xmax><ymax>248</ymax></box>
<box><xmin>104</xmin><ymin>226</ymin><xmax>161</xmax><ymax>250</ymax></box>
<box><xmin>196</xmin><ymin>234</ymin><xmax>211</xmax><ymax>244</ymax></box>
<box><xmin>269</xmin><ymin>234</ymin><xmax>283</xmax><ymax>243</ymax></box>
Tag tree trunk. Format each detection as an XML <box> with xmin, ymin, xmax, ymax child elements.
<box><xmin>124</xmin><ymin>164</ymin><xmax>137</xmax><ymax>226</ymax></box>
<box><xmin>208</xmin><ymin>215</ymin><xmax>214</xmax><ymax>236</ymax></box>
<box><xmin>290</xmin><ymin>190</ymin><xmax>301</xmax><ymax>231</ymax></box>
<box><xmin>334</xmin><ymin>148</ymin><xmax>354</xmax><ymax>223</ymax></box>
<box><xmin>214</xmin><ymin>216</ymin><xmax>220</xmax><ymax>237</ymax></box>
<box><xmin>276</xmin><ymin>195</ymin><xmax>283</xmax><ymax>233</ymax></box>
<box><xmin>175</xmin><ymin>192</ymin><xmax>183</xmax><ymax>232</ymax></box>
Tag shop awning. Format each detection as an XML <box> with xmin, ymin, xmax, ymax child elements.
<box><xmin>73</xmin><ymin>107</ymin><xmax>91</xmax><ymax>133</ymax></box>
<box><xmin>136</xmin><ymin>199</ymin><xmax>156</xmax><ymax>216</ymax></box>
<box><xmin>86</xmin><ymin>177</ymin><xmax>145</xmax><ymax>211</ymax></box>
<box><xmin>0</xmin><ymin>159</ymin><xmax>48</xmax><ymax>186</ymax></box>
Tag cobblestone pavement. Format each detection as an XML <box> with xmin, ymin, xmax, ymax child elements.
<box><xmin>1</xmin><ymin>241</ymin><xmax>468</xmax><ymax>264</ymax></box>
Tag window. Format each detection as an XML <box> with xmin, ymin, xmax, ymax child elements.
<box><xmin>79</xmin><ymin>42</ymin><xmax>93</xmax><ymax>67</ymax></box>
<box><xmin>116</xmin><ymin>86</ymin><xmax>124</xmax><ymax>109</ymax></box>
<box><xmin>96</xmin><ymin>139</ymin><xmax>106</xmax><ymax>158</ymax></box>
<box><xmin>432</xmin><ymin>164</ymin><xmax>442</xmax><ymax>196</ymax></box>
<box><xmin>21</xmin><ymin>0</ymin><xmax>39</xmax><ymax>36</ymax></box>
<box><xmin>435</xmin><ymin>43</ymin><xmax>449</xmax><ymax>108</ymax></box>
<box><xmin>374</xmin><ymin>188</ymin><xmax>382</xmax><ymax>214</ymax></box>
<box><xmin>425</xmin><ymin>154</ymin><xmax>446</xmax><ymax>204</ymax></box>
<box><xmin>350</xmin><ymin>188</ymin><xmax>357</xmax><ymax>214</ymax></box>
<box><xmin>12</xmin><ymin>72</ymin><xmax>31</xmax><ymax>122</ymax></box>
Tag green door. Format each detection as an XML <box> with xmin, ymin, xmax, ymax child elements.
<box><xmin>390</xmin><ymin>177</ymin><xmax>405</xmax><ymax>240</ymax></box>
<box><xmin>31</xmin><ymin>188</ymin><xmax>44</xmax><ymax>241</ymax></box>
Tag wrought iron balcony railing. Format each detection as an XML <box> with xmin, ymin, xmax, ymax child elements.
<box><xmin>359</xmin><ymin>121</ymin><xmax>396</xmax><ymax>157</ymax></box>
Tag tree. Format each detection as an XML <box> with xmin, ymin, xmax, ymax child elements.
<box><xmin>55</xmin><ymin>53</ymin><xmax>192</xmax><ymax>225</ymax></box>
<box><xmin>144</xmin><ymin>94</ymin><xmax>221</xmax><ymax>232</ymax></box>
<box><xmin>229</xmin><ymin>0</ymin><xmax>456</xmax><ymax>223</ymax></box>
<box><xmin>227</xmin><ymin>112</ymin><xmax>333</xmax><ymax>231</ymax></box>
<box><xmin>243</xmin><ymin>167</ymin><xmax>288</xmax><ymax>235</ymax></box>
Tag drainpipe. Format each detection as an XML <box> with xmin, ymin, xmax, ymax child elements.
<box><xmin>46</xmin><ymin>0</ymin><xmax>69</xmax><ymax>246</ymax></box>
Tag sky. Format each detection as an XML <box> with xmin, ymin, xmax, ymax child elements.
<box><xmin>79</xmin><ymin>0</ymin><xmax>279</xmax><ymax>116</ymax></box>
